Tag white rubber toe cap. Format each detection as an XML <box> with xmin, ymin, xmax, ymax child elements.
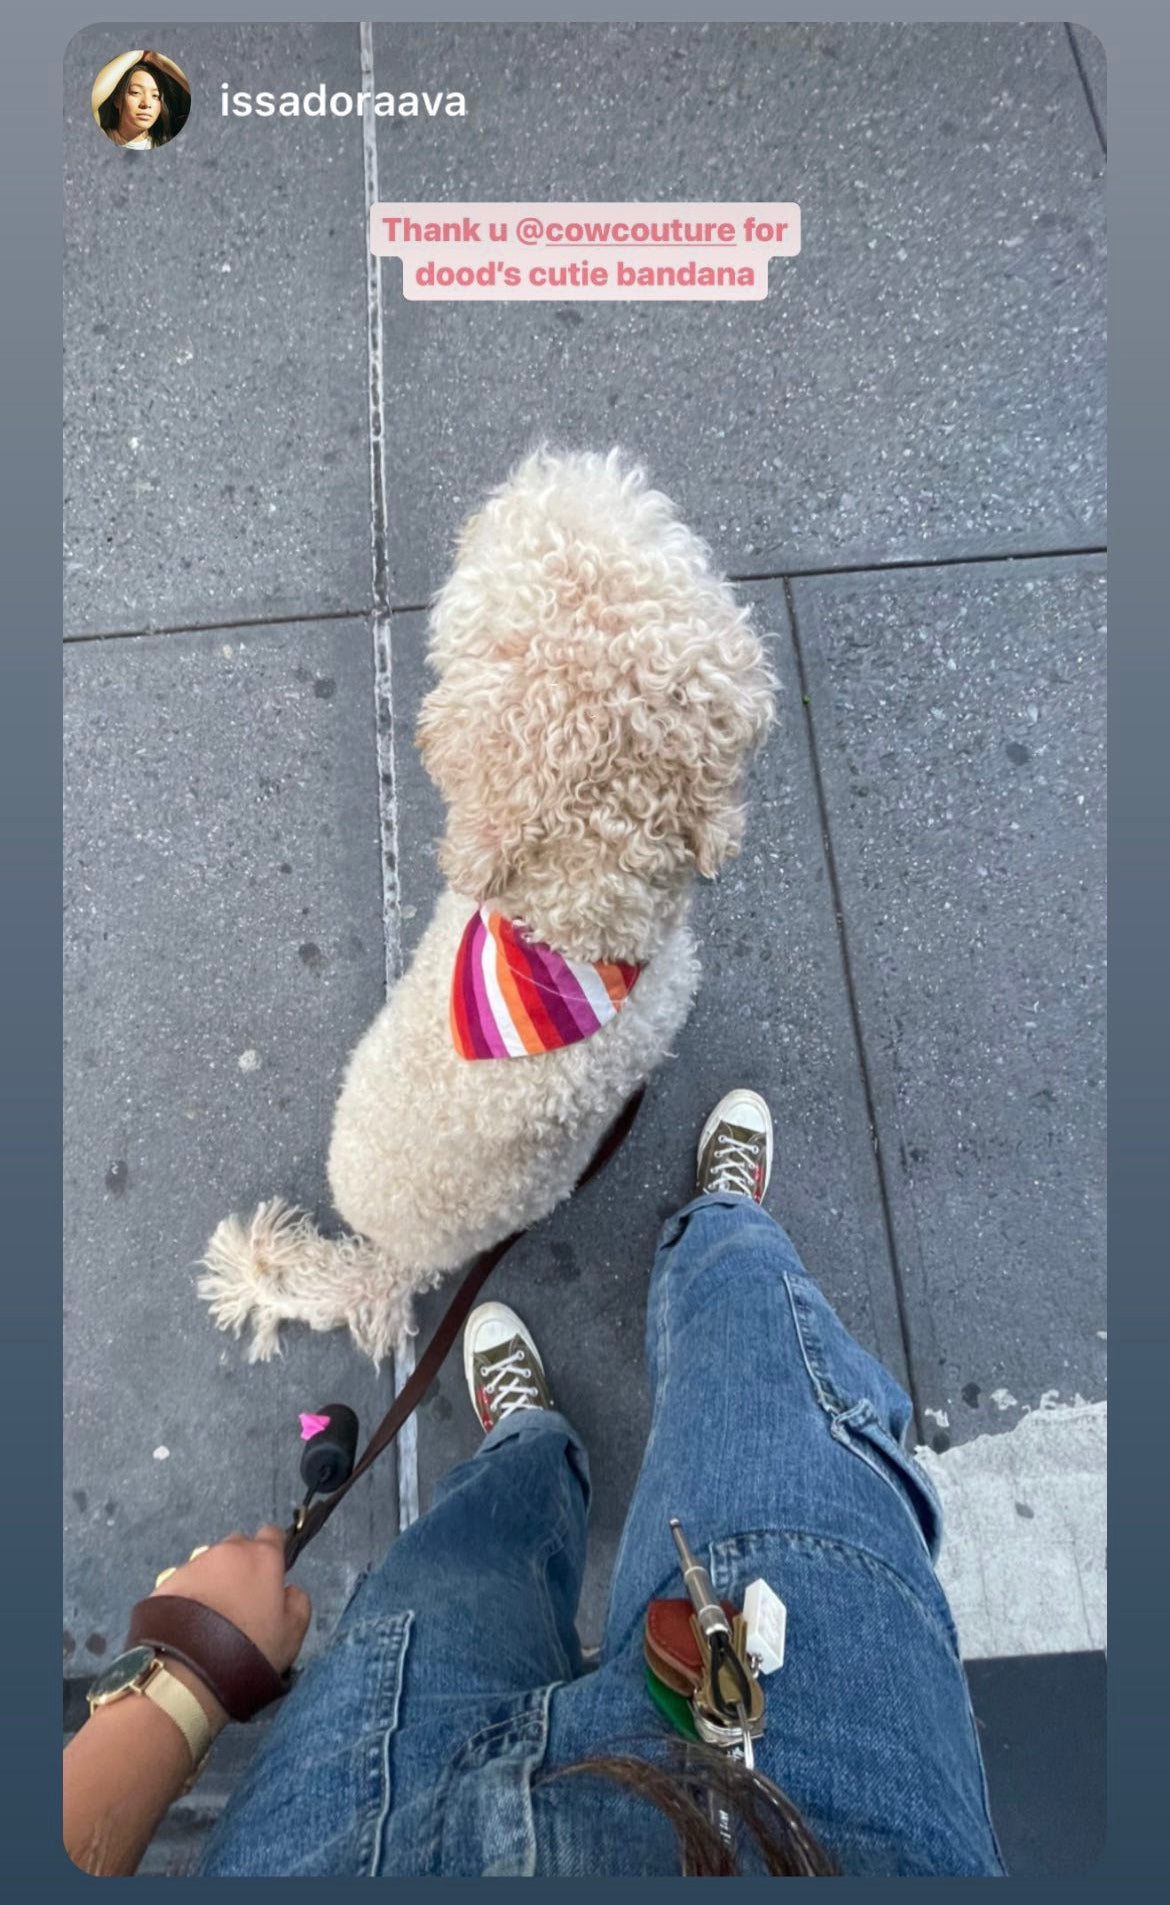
<box><xmin>463</xmin><ymin>1300</ymin><xmax>545</xmax><ymax>1405</ymax></box>
<box><xmin>696</xmin><ymin>1088</ymin><xmax>774</xmax><ymax>1197</ymax></box>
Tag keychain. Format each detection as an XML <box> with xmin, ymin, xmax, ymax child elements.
<box><xmin>637</xmin><ymin>1517</ymin><xmax>786</xmax><ymax>1861</ymax></box>
<box><xmin>668</xmin><ymin>1518</ymin><xmax>763</xmax><ymax>1763</ymax></box>
<box><xmin>642</xmin><ymin>1517</ymin><xmax>787</xmax><ymax>1789</ymax></box>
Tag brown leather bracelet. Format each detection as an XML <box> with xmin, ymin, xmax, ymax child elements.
<box><xmin>126</xmin><ymin>1596</ymin><xmax>291</xmax><ymax>1721</ymax></box>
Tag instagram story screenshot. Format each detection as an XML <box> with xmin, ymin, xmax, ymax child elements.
<box><xmin>60</xmin><ymin>16</ymin><xmax>1106</xmax><ymax>1880</ymax></box>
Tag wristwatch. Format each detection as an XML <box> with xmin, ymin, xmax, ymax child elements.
<box><xmin>87</xmin><ymin>1645</ymin><xmax>216</xmax><ymax>1786</ymax></box>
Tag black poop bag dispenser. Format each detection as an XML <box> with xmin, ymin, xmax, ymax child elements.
<box><xmin>295</xmin><ymin>1403</ymin><xmax>360</xmax><ymax>1519</ymax></box>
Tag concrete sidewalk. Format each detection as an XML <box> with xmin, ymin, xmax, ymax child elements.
<box><xmin>63</xmin><ymin>20</ymin><xmax>1105</xmax><ymax>1874</ymax></box>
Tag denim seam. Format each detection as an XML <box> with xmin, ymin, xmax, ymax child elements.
<box><xmin>211</xmin><ymin>1612</ymin><xmax>410</xmax><ymax>1876</ymax></box>
<box><xmin>323</xmin><ymin>1610</ymin><xmax>414</xmax><ymax>1733</ymax></box>
<box><xmin>782</xmin><ymin>1272</ymin><xmax>941</xmax><ymax>1562</ymax></box>
<box><xmin>449</xmin><ymin>1709</ymin><xmax>551</xmax><ymax>1761</ymax></box>
<box><xmin>364</xmin><ymin>1610</ymin><xmax>413</xmax><ymax>1876</ymax></box>
<box><xmin>534</xmin><ymin>1519</ymin><xmax>578</xmax><ymax>1684</ymax></box>
<box><xmin>473</xmin><ymin>1431</ymin><xmax>581</xmax><ymax>1677</ymax></box>
<box><xmin>841</xmin><ymin>1408</ymin><xmax>946</xmax><ymax>1548</ymax></box>
<box><xmin>705</xmin><ymin>1526</ymin><xmax>961</xmax><ymax>1659</ymax></box>
<box><xmin>830</xmin><ymin>1414</ymin><xmax>941</xmax><ymax>1565</ymax></box>
<box><xmin>782</xmin><ymin>1271</ymin><xmax>851</xmax><ymax>1415</ymax></box>
<box><xmin>425</xmin><ymin>1687</ymin><xmax>553</xmax><ymax>1877</ymax></box>
<box><xmin>482</xmin><ymin>1421</ymin><xmax>590</xmax><ymax>1519</ymax></box>
<box><xmin>607</xmin><ymin>1513</ymin><xmax>957</xmax><ymax>1664</ymax></box>
<box><xmin>604</xmin><ymin>1264</ymin><xmax>674</xmax><ymax>1648</ymax></box>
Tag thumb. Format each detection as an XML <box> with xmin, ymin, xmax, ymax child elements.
<box><xmin>284</xmin><ymin>1583</ymin><xmax>312</xmax><ymax>1652</ymax></box>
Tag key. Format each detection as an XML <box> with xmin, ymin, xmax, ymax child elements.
<box><xmin>734</xmin><ymin>1701</ymin><xmax>755</xmax><ymax>1773</ymax></box>
<box><xmin>669</xmin><ymin>1518</ymin><xmax>733</xmax><ymax>1651</ymax></box>
<box><xmin>693</xmin><ymin>1613</ymin><xmax>764</xmax><ymax>1744</ymax></box>
<box><xmin>669</xmin><ymin>1516</ymin><xmax>741</xmax><ymax>1722</ymax></box>
<box><xmin>669</xmin><ymin>1517</ymin><xmax>765</xmax><ymax>1745</ymax></box>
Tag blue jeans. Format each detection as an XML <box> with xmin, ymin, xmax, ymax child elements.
<box><xmin>200</xmin><ymin>1193</ymin><xmax>1006</xmax><ymax>1877</ymax></box>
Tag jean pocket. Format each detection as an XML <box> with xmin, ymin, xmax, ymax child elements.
<box><xmin>199</xmin><ymin>1611</ymin><xmax>413</xmax><ymax>1878</ymax></box>
<box><xmin>834</xmin><ymin>1400</ymin><xmax>944</xmax><ymax>1563</ymax></box>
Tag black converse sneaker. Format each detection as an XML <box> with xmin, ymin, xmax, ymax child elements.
<box><xmin>463</xmin><ymin>1302</ymin><xmax>555</xmax><ymax>1434</ymax></box>
<box><xmin>695</xmin><ymin>1088</ymin><xmax>774</xmax><ymax>1203</ymax></box>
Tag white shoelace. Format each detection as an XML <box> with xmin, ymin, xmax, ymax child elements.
<box><xmin>709</xmin><ymin>1131</ymin><xmax>762</xmax><ymax>1198</ymax></box>
<box><xmin>482</xmin><ymin>1345</ymin><xmax>541</xmax><ymax>1418</ymax></box>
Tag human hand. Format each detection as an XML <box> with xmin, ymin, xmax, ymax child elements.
<box><xmin>150</xmin><ymin>1525</ymin><xmax>311</xmax><ymax>1676</ymax></box>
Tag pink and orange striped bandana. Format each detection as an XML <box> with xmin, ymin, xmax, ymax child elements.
<box><xmin>451</xmin><ymin>906</ymin><xmax>643</xmax><ymax>1060</ymax></box>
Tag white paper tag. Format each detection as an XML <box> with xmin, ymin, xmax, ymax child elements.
<box><xmin>743</xmin><ymin>1577</ymin><xmax>786</xmax><ymax>1674</ymax></box>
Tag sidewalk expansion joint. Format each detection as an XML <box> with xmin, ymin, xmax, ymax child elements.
<box><xmin>385</xmin><ymin>544</ymin><xmax>1107</xmax><ymax>616</ymax></box>
<box><xmin>361</xmin><ymin>18</ymin><xmax>418</xmax><ymax>1535</ymax></box>
<box><xmin>63</xmin><ymin>551</ymin><xmax>1107</xmax><ymax>644</ymax></box>
<box><xmin>731</xmin><ymin>544</ymin><xmax>1106</xmax><ymax>588</ymax></box>
<box><xmin>64</xmin><ymin>607</ymin><xmax>373</xmax><ymax>644</ymax></box>
<box><xmin>783</xmin><ymin>577</ymin><xmax>928</xmax><ymax>1438</ymax></box>
<box><xmin>1064</xmin><ymin>22</ymin><xmax>1106</xmax><ymax>155</ymax></box>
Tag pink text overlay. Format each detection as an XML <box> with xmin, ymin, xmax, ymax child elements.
<box><xmin>369</xmin><ymin>202</ymin><xmax>801</xmax><ymax>301</ymax></box>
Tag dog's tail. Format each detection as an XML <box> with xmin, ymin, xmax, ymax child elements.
<box><xmin>197</xmin><ymin>1200</ymin><xmax>416</xmax><ymax>1368</ymax></box>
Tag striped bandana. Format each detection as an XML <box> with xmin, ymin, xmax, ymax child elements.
<box><xmin>451</xmin><ymin>906</ymin><xmax>643</xmax><ymax>1060</ymax></box>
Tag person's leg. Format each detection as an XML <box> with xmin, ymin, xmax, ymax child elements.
<box><xmin>587</xmin><ymin>1093</ymin><xmax>1002</xmax><ymax>1876</ymax></box>
<box><xmin>343</xmin><ymin>1402</ymin><xmax>590</xmax><ymax>1693</ymax></box>
<box><xmin>603</xmin><ymin>1121</ymin><xmax>944</xmax><ymax>1661</ymax></box>
<box><xmin>200</xmin><ymin>1308</ymin><xmax>589</xmax><ymax>1877</ymax></box>
<box><xmin>340</xmin><ymin>1297</ymin><xmax>590</xmax><ymax>1692</ymax></box>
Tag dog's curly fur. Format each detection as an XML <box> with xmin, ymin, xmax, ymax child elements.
<box><xmin>200</xmin><ymin>448</ymin><xmax>777</xmax><ymax>1364</ymax></box>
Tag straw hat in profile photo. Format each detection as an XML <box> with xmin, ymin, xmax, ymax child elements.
<box><xmin>91</xmin><ymin>49</ymin><xmax>192</xmax><ymax>150</ymax></box>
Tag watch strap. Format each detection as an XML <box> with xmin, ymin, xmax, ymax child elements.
<box><xmin>142</xmin><ymin>1662</ymin><xmax>216</xmax><ymax>1770</ymax></box>
<box><xmin>127</xmin><ymin>1596</ymin><xmax>290</xmax><ymax>1721</ymax></box>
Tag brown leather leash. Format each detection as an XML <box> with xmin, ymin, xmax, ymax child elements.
<box><xmin>282</xmin><ymin>1083</ymin><xmax>647</xmax><ymax>1569</ymax></box>
<box><xmin>125</xmin><ymin>1087</ymin><xmax>648</xmax><ymax>1723</ymax></box>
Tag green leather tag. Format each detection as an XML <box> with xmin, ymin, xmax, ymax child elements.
<box><xmin>644</xmin><ymin>1662</ymin><xmax>699</xmax><ymax>1740</ymax></box>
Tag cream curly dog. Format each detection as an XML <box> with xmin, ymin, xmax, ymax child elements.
<box><xmin>199</xmin><ymin>448</ymin><xmax>777</xmax><ymax>1364</ymax></box>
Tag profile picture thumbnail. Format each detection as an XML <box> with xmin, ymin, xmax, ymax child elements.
<box><xmin>91</xmin><ymin>49</ymin><xmax>191</xmax><ymax>150</ymax></box>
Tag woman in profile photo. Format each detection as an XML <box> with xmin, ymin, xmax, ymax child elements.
<box><xmin>92</xmin><ymin>50</ymin><xmax>191</xmax><ymax>150</ymax></box>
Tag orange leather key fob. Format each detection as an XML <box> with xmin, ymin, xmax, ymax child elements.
<box><xmin>643</xmin><ymin>1597</ymin><xmax>738</xmax><ymax>1697</ymax></box>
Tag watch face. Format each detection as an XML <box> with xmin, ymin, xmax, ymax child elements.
<box><xmin>88</xmin><ymin>1644</ymin><xmax>156</xmax><ymax>1704</ymax></box>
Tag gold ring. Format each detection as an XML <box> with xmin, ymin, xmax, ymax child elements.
<box><xmin>187</xmin><ymin>1545</ymin><xmax>210</xmax><ymax>1561</ymax></box>
<box><xmin>154</xmin><ymin>1565</ymin><xmax>177</xmax><ymax>1588</ymax></box>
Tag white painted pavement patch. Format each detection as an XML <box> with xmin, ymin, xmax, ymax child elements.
<box><xmin>916</xmin><ymin>1399</ymin><xmax>1106</xmax><ymax>1660</ymax></box>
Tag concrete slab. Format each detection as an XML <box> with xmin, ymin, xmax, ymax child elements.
<box><xmin>916</xmin><ymin>1400</ymin><xmax>1106</xmax><ymax>1659</ymax></box>
<box><xmin>789</xmin><ymin>558</ymin><xmax>1106</xmax><ymax>1445</ymax></box>
<box><xmin>388</xmin><ymin>597</ymin><xmax>909</xmax><ymax>1645</ymax></box>
<box><xmin>63</xmin><ymin>23</ymin><xmax>371</xmax><ymax>636</ymax></box>
<box><xmin>370</xmin><ymin>20</ymin><xmax>1105</xmax><ymax>604</ymax></box>
<box><xmin>63</xmin><ymin>619</ymin><xmax>393</xmax><ymax>1673</ymax></box>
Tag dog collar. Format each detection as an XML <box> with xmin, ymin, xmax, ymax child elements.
<box><xmin>451</xmin><ymin>906</ymin><xmax>643</xmax><ymax>1060</ymax></box>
